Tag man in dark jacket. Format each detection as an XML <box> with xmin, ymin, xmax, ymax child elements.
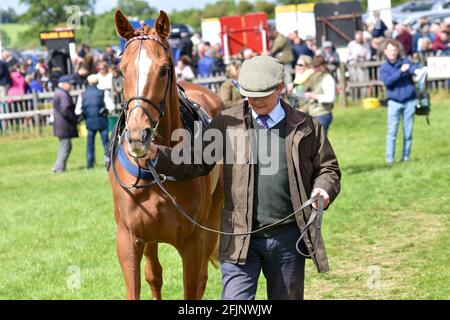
<box><xmin>145</xmin><ymin>56</ymin><xmax>341</xmax><ymax>300</ymax></box>
<box><xmin>79</xmin><ymin>74</ymin><xmax>109</xmax><ymax>169</ymax></box>
<box><xmin>380</xmin><ymin>39</ymin><xmax>417</xmax><ymax>165</ymax></box>
<box><xmin>52</xmin><ymin>75</ymin><xmax>78</xmax><ymax>173</ymax></box>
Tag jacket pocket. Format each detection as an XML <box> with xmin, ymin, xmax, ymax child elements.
<box><xmin>219</xmin><ymin>209</ymin><xmax>234</xmax><ymax>253</ymax></box>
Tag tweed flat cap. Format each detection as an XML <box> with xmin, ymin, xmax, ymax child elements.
<box><xmin>238</xmin><ymin>55</ymin><xmax>284</xmax><ymax>98</ymax></box>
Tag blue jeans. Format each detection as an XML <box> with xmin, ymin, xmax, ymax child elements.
<box><xmin>386</xmin><ymin>99</ymin><xmax>416</xmax><ymax>163</ymax></box>
<box><xmin>87</xmin><ymin>129</ymin><xmax>109</xmax><ymax>168</ymax></box>
<box><xmin>220</xmin><ymin>224</ymin><xmax>305</xmax><ymax>300</ymax></box>
<box><xmin>314</xmin><ymin>113</ymin><xmax>333</xmax><ymax>135</ymax></box>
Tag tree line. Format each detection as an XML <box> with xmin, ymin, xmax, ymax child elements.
<box><xmin>6</xmin><ymin>0</ymin><xmax>410</xmax><ymax>50</ymax></box>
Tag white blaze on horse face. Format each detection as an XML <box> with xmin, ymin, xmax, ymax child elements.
<box><xmin>135</xmin><ymin>49</ymin><xmax>152</xmax><ymax>97</ymax></box>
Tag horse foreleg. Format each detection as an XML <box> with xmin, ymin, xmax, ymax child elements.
<box><xmin>116</xmin><ymin>225</ymin><xmax>144</xmax><ymax>300</ymax></box>
<box><xmin>180</xmin><ymin>231</ymin><xmax>205</xmax><ymax>300</ymax></box>
<box><xmin>144</xmin><ymin>242</ymin><xmax>163</xmax><ymax>300</ymax></box>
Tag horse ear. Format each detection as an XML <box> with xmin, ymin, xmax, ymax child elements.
<box><xmin>115</xmin><ymin>10</ymin><xmax>135</xmax><ymax>40</ymax></box>
<box><xmin>155</xmin><ymin>10</ymin><xmax>170</xmax><ymax>39</ymax></box>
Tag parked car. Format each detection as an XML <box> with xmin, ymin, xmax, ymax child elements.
<box><xmin>405</xmin><ymin>11</ymin><xmax>450</xmax><ymax>30</ymax></box>
<box><xmin>392</xmin><ymin>0</ymin><xmax>450</xmax><ymax>24</ymax></box>
<box><xmin>167</xmin><ymin>24</ymin><xmax>195</xmax><ymax>50</ymax></box>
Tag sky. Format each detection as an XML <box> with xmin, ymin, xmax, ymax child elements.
<box><xmin>6</xmin><ymin>0</ymin><xmax>259</xmax><ymax>15</ymax></box>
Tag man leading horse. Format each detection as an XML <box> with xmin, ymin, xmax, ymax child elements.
<box><xmin>145</xmin><ymin>55</ymin><xmax>341</xmax><ymax>300</ymax></box>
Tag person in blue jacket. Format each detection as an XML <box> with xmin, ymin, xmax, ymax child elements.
<box><xmin>79</xmin><ymin>74</ymin><xmax>109</xmax><ymax>169</ymax></box>
<box><xmin>380</xmin><ymin>39</ymin><xmax>417</xmax><ymax>165</ymax></box>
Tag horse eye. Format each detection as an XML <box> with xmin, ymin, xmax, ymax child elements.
<box><xmin>159</xmin><ymin>68</ymin><xmax>167</xmax><ymax>77</ymax></box>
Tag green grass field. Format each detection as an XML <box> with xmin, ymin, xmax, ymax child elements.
<box><xmin>0</xmin><ymin>97</ymin><xmax>449</xmax><ymax>300</ymax></box>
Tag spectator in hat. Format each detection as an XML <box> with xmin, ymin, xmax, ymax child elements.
<box><xmin>319</xmin><ymin>41</ymin><xmax>340</xmax><ymax>73</ymax></box>
<box><xmin>268</xmin><ymin>27</ymin><xmax>295</xmax><ymax>85</ymax></box>
<box><xmin>75</xmin><ymin>74</ymin><xmax>109</xmax><ymax>169</ymax></box>
<box><xmin>301</xmin><ymin>56</ymin><xmax>336</xmax><ymax>134</ymax></box>
<box><xmin>52</xmin><ymin>75</ymin><xmax>78</xmax><ymax>173</ymax></box>
<box><xmin>145</xmin><ymin>55</ymin><xmax>341</xmax><ymax>300</ymax></box>
<box><xmin>219</xmin><ymin>61</ymin><xmax>243</xmax><ymax>109</ymax></box>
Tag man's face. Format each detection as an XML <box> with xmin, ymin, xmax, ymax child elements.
<box><xmin>384</xmin><ymin>43</ymin><xmax>399</xmax><ymax>62</ymax></box>
<box><xmin>248</xmin><ymin>85</ymin><xmax>282</xmax><ymax>114</ymax></box>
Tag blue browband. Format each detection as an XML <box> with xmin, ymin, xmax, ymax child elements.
<box><xmin>118</xmin><ymin>145</ymin><xmax>156</xmax><ymax>180</ymax></box>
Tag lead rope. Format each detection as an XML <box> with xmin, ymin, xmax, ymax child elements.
<box><xmin>145</xmin><ymin>163</ymin><xmax>324</xmax><ymax>258</ymax></box>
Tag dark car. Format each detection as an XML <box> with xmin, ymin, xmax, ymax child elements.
<box><xmin>167</xmin><ymin>24</ymin><xmax>195</xmax><ymax>51</ymax></box>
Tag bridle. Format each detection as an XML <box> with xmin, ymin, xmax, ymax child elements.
<box><xmin>122</xmin><ymin>31</ymin><xmax>174</xmax><ymax>148</ymax></box>
<box><xmin>110</xmin><ymin>29</ymin><xmax>174</xmax><ymax>190</ymax></box>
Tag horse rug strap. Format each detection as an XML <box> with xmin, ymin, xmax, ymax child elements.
<box><xmin>177</xmin><ymin>85</ymin><xmax>211</xmax><ymax>140</ymax></box>
<box><xmin>105</xmin><ymin>87</ymin><xmax>211</xmax><ymax>173</ymax></box>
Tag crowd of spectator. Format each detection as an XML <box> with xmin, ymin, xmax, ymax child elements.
<box><xmin>1</xmin><ymin>12</ymin><xmax>449</xmax><ymax>133</ymax></box>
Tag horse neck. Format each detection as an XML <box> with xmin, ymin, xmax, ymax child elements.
<box><xmin>156</xmin><ymin>77</ymin><xmax>183</xmax><ymax>147</ymax></box>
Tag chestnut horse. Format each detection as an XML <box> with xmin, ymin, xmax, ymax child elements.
<box><xmin>110</xmin><ymin>10</ymin><xmax>224</xmax><ymax>299</ymax></box>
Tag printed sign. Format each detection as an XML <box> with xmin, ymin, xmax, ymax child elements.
<box><xmin>40</xmin><ymin>30</ymin><xmax>75</xmax><ymax>44</ymax></box>
<box><xmin>427</xmin><ymin>56</ymin><xmax>450</xmax><ymax>80</ymax></box>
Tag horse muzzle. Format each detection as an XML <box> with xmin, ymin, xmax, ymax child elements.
<box><xmin>126</xmin><ymin>128</ymin><xmax>152</xmax><ymax>158</ymax></box>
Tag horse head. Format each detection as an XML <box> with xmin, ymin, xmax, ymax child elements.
<box><xmin>115</xmin><ymin>10</ymin><xmax>173</xmax><ymax>158</ymax></box>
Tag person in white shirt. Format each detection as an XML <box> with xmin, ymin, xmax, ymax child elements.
<box><xmin>302</xmin><ymin>56</ymin><xmax>336</xmax><ymax>134</ymax></box>
<box><xmin>175</xmin><ymin>55</ymin><xmax>195</xmax><ymax>82</ymax></box>
<box><xmin>75</xmin><ymin>74</ymin><xmax>114</xmax><ymax>116</ymax></box>
<box><xmin>95</xmin><ymin>62</ymin><xmax>114</xmax><ymax>112</ymax></box>
<box><xmin>347</xmin><ymin>31</ymin><xmax>371</xmax><ymax>98</ymax></box>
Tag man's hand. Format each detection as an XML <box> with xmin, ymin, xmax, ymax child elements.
<box><xmin>401</xmin><ymin>64</ymin><xmax>410</xmax><ymax>72</ymax></box>
<box><xmin>311</xmin><ymin>188</ymin><xmax>330</xmax><ymax>209</ymax></box>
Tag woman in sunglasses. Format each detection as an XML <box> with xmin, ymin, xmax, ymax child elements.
<box><xmin>287</xmin><ymin>55</ymin><xmax>314</xmax><ymax>110</ymax></box>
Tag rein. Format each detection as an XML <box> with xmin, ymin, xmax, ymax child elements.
<box><xmin>111</xmin><ymin>29</ymin><xmax>325</xmax><ymax>258</ymax></box>
<box><xmin>147</xmin><ymin>162</ymin><xmax>324</xmax><ymax>258</ymax></box>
